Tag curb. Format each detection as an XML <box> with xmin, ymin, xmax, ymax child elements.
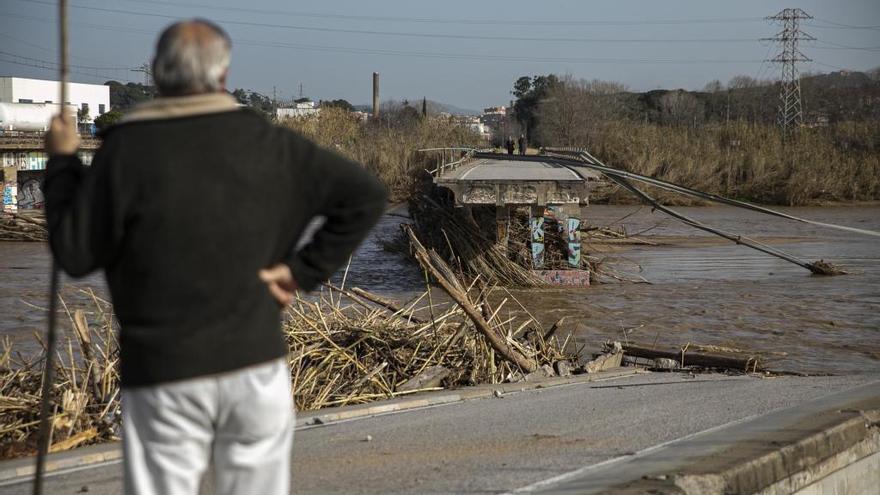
<box><xmin>0</xmin><ymin>442</ymin><xmax>122</xmax><ymax>486</ymax></box>
<box><xmin>0</xmin><ymin>367</ymin><xmax>645</xmax><ymax>484</ymax></box>
<box><xmin>294</xmin><ymin>367</ymin><xmax>645</xmax><ymax>428</ymax></box>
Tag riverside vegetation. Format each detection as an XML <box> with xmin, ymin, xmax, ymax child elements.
<box><xmin>282</xmin><ymin>106</ymin><xmax>482</xmax><ymax>202</ymax></box>
<box><xmin>514</xmin><ymin>72</ymin><xmax>880</xmax><ymax>206</ymax></box>
<box><xmin>549</xmin><ymin>120</ymin><xmax>880</xmax><ymax>206</ymax></box>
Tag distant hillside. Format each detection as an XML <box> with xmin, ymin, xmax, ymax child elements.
<box><xmin>622</xmin><ymin>69</ymin><xmax>880</xmax><ymax>125</ymax></box>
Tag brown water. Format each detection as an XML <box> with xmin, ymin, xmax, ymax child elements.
<box><xmin>514</xmin><ymin>205</ymin><xmax>880</xmax><ymax>374</ymax></box>
<box><xmin>1</xmin><ymin>206</ymin><xmax>877</xmax><ymax>373</ymax></box>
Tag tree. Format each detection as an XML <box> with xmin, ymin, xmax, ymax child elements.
<box><xmin>728</xmin><ymin>75</ymin><xmax>759</xmax><ymax>89</ymax></box>
<box><xmin>231</xmin><ymin>89</ymin><xmax>273</xmax><ymax>118</ymax></box>
<box><xmin>703</xmin><ymin>80</ymin><xmax>724</xmax><ymax>93</ymax></box>
<box><xmin>658</xmin><ymin>90</ymin><xmax>705</xmax><ymax>126</ymax></box>
<box><xmin>535</xmin><ymin>76</ymin><xmax>628</xmax><ymax>146</ymax></box>
<box><xmin>320</xmin><ymin>99</ymin><xmax>354</xmax><ymax>112</ymax></box>
<box><xmin>511</xmin><ymin>74</ymin><xmax>561</xmax><ymax>140</ymax></box>
<box><xmin>105</xmin><ymin>81</ymin><xmax>156</xmax><ymax>110</ymax></box>
<box><xmin>94</xmin><ymin>109</ymin><xmax>124</xmax><ymax>132</ymax></box>
<box><xmin>77</xmin><ymin>106</ymin><xmax>90</xmax><ymax>124</ymax></box>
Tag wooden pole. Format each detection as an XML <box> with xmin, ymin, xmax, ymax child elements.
<box><xmin>33</xmin><ymin>2</ymin><xmax>67</xmax><ymax>493</ymax></box>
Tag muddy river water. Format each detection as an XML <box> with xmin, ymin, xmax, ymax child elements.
<box><xmin>1</xmin><ymin>205</ymin><xmax>878</xmax><ymax>374</ymax></box>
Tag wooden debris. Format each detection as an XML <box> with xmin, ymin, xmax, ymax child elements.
<box><xmin>406</xmin><ymin>225</ymin><xmax>538</xmax><ymax>373</ymax></box>
<box><xmin>622</xmin><ymin>343</ymin><xmax>762</xmax><ymax>372</ymax></box>
<box><xmin>350</xmin><ymin>287</ymin><xmax>427</xmax><ymax>325</ymax></box>
<box><xmin>0</xmin><ymin>211</ymin><xmax>48</xmax><ymax>242</ymax></box>
<box><xmin>2</xmin><ymin>231</ymin><xmax>577</xmax><ymax>459</ymax></box>
<box><xmin>398</xmin><ymin>365</ymin><xmax>450</xmax><ymax>392</ymax></box>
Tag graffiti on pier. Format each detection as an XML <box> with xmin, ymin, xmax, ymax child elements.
<box><xmin>17</xmin><ymin>178</ymin><xmax>44</xmax><ymax>209</ymax></box>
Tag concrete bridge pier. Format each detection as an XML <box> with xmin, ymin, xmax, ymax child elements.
<box><xmin>559</xmin><ymin>204</ymin><xmax>582</xmax><ymax>268</ymax></box>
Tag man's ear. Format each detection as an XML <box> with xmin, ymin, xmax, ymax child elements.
<box><xmin>219</xmin><ymin>69</ymin><xmax>228</xmax><ymax>92</ymax></box>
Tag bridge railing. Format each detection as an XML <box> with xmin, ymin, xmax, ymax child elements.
<box><xmin>420</xmin><ymin>147</ymin><xmax>487</xmax><ymax>178</ymax></box>
<box><xmin>540</xmin><ymin>147</ymin><xmax>601</xmax><ymax>165</ymax></box>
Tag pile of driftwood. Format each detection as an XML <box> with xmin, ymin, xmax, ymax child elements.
<box><xmin>0</xmin><ymin>211</ymin><xmax>47</xmax><ymax>242</ymax></box>
<box><xmin>0</xmin><ymin>232</ymin><xmax>578</xmax><ymax>458</ymax></box>
<box><xmin>0</xmin><ymin>290</ymin><xmax>119</xmax><ymax>460</ymax></box>
<box><xmin>402</xmin><ymin>193</ymin><xmax>547</xmax><ymax>287</ymax></box>
<box><xmin>286</xmin><ymin>226</ymin><xmax>575</xmax><ymax>410</ymax></box>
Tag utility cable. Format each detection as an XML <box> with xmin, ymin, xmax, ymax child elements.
<box><xmin>120</xmin><ymin>0</ymin><xmax>766</xmax><ymax>27</ymax></box>
<box><xmin>16</xmin><ymin>0</ymin><xmax>763</xmax><ymax>45</ymax></box>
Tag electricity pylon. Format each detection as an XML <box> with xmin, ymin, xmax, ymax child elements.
<box><xmin>764</xmin><ymin>8</ymin><xmax>814</xmax><ymax>136</ymax></box>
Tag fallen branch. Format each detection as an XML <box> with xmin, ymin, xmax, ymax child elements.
<box><xmin>405</xmin><ymin>225</ymin><xmax>537</xmax><ymax>373</ymax></box>
<box><xmin>622</xmin><ymin>343</ymin><xmax>761</xmax><ymax>372</ymax></box>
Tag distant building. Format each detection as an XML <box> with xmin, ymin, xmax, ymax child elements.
<box><xmin>479</xmin><ymin>105</ymin><xmax>508</xmax><ymax>129</ymax></box>
<box><xmin>275</xmin><ymin>100</ymin><xmax>320</xmax><ymax>119</ymax></box>
<box><xmin>0</xmin><ymin>76</ymin><xmax>110</xmax><ymax>123</ymax></box>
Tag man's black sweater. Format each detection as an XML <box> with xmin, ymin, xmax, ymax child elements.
<box><xmin>45</xmin><ymin>100</ymin><xmax>387</xmax><ymax>387</ymax></box>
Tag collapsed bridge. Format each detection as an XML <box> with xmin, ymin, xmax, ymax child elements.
<box><xmin>427</xmin><ymin>149</ymin><xmax>605</xmax><ymax>284</ymax></box>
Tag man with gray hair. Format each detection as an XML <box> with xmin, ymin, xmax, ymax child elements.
<box><xmin>44</xmin><ymin>19</ymin><xmax>387</xmax><ymax>494</ymax></box>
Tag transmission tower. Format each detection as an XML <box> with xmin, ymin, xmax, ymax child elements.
<box><xmin>130</xmin><ymin>62</ymin><xmax>152</xmax><ymax>86</ymax></box>
<box><xmin>764</xmin><ymin>8</ymin><xmax>814</xmax><ymax>135</ymax></box>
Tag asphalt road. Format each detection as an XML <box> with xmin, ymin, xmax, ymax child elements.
<box><xmin>454</xmin><ymin>159</ymin><xmax>584</xmax><ymax>182</ymax></box>
<box><xmin>2</xmin><ymin>372</ymin><xmax>877</xmax><ymax>495</ymax></box>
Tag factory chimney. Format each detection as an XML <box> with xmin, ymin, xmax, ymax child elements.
<box><xmin>372</xmin><ymin>72</ymin><xmax>380</xmax><ymax>120</ymax></box>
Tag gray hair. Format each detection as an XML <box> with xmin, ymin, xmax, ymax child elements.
<box><xmin>152</xmin><ymin>19</ymin><xmax>231</xmax><ymax>96</ymax></box>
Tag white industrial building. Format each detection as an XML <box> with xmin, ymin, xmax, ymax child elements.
<box><xmin>0</xmin><ymin>76</ymin><xmax>110</xmax><ymax>123</ymax></box>
<box><xmin>275</xmin><ymin>100</ymin><xmax>320</xmax><ymax>120</ymax></box>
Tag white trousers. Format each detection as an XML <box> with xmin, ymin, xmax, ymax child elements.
<box><xmin>122</xmin><ymin>358</ymin><xmax>294</xmax><ymax>495</ymax></box>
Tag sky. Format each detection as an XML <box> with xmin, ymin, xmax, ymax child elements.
<box><xmin>1</xmin><ymin>0</ymin><xmax>879</xmax><ymax>110</ymax></box>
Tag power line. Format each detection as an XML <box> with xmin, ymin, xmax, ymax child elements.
<box><xmin>0</xmin><ymin>50</ymin><xmax>133</xmax><ymax>71</ymax></box>
<box><xmin>0</xmin><ymin>55</ymin><xmax>134</xmax><ymax>82</ymax></box>
<box><xmin>0</xmin><ymin>12</ymin><xmax>766</xmax><ymax>66</ymax></box>
<box><xmin>807</xmin><ymin>40</ymin><xmax>880</xmax><ymax>51</ymax></box>
<box><xmin>119</xmin><ymin>0</ymin><xmax>766</xmax><ymax>27</ymax></box>
<box><xmin>0</xmin><ymin>32</ymin><xmax>128</xmax><ymax>64</ymax></box>
<box><xmin>17</xmin><ymin>0</ymin><xmax>762</xmax><ymax>44</ymax></box>
<box><xmin>807</xmin><ymin>18</ymin><xmax>880</xmax><ymax>31</ymax></box>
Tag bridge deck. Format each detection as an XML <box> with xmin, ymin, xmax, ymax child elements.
<box><xmin>441</xmin><ymin>158</ymin><xmax>590</xmax><ymax>182</ymax></box>
<box><xmin>432</xmin><ymin>154</ymin><xmax>603</xmax><ymax>206</ymax></box>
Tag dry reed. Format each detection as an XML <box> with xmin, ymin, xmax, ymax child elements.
<box><xmin>281</xmin><ymin>107</ymin><xmax>483</xmax><ymax>202</ymax></box>
<box><xmin>584</xmin><ymin>120</ymin><xmax>880</xmax><ymax>206</ymax></box>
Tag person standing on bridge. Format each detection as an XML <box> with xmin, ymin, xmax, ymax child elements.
<box><xmin>518</xmin><ymin>134</ymin><xmax>527</xmax><ymax>156</ymax></box>
<box><xmin>506</xmin><ymin>135</ymin><xmax>515</xmax><ymax>155</ymax></box>
<box><xmin>43</xmin><ymin>19</ymin><xmax>387</xmax><ymax>495</ymax></box>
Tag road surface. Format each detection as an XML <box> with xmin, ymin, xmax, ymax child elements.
<box><xmin>2</xmin><ymin>372</ymin><xmax>877</xmax><ymax>494</ymax></box>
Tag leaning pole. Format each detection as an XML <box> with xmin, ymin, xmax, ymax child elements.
<box><xmin>32</xmin><ymin>1</ymin><xmax>67</xmax><ymax>493</ymax></box>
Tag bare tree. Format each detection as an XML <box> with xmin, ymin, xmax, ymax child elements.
<box><xmin>703</xmin><ymin>79</ymin><xmax>724</xmax><ymax>93</ymax></box>
<box><xmin>728</xmin><ymin>75</ymin><xmax>760</xmax><ymax>89</ymax></box>
<box><xmin>658</xmin><ymin>90</ymin><xmax>705</xmax><ymax>127</ymax></box>
<box><xmin>535</xmin><ymin>75</ymin><xmax>628</xmax><ymax>146</ymax></box>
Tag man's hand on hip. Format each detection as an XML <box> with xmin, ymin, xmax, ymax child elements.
<box><xmin>45</xmin><ymin>114</ymin><xmax>81</xmax><ymax>155</ymax></box>
<box><xmin>259</xmin><ymin>263</ymin><xmax>298</xmax><ymax>307</ymax></box>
